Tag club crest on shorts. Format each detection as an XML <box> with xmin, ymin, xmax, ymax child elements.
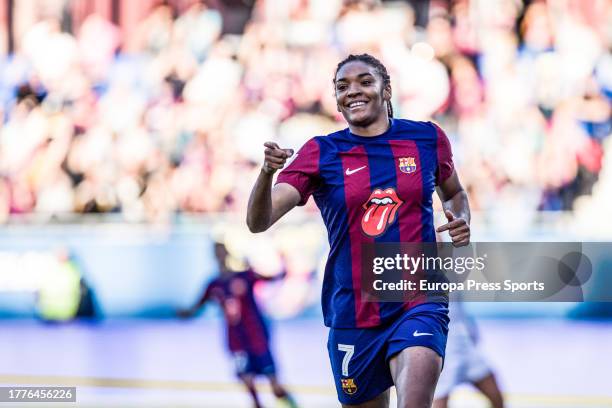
<box><xmin>341</xmin><ymin>378</ymin><xmax>357</xmax><ymax>395</ymax></box>
<box><xmin>361</xmin><ymin>187</ymin><xmax>403</xmax><ymax>237</ymax></box>
<box><xmin>398</xmin><ymin>157</ymin><xmax>417</xmax><ymax>174</ymax></box>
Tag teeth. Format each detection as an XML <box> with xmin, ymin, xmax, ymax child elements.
<box><xmin>370</xmin><ymin>197</ymin><xmax>393</xmax><ymax>205</ymax></box>
<box><xmin>349</xmin><ymin>101</ymin><xmax>366</xmax><ymax>108</ymax></box>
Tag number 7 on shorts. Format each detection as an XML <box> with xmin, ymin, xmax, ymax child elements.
<box><xmin>337</xmin><ymin>344</ymin><xmax>354</xmax><ymax>377</ymax></box>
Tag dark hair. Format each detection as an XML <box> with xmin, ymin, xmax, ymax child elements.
<box><xmin>333</xmin><ymin>53</ymin><xmax>393</xmax><ymax>118</ymax></box>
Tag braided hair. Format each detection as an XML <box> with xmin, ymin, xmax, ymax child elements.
<box><xmin>333</xmin><ymin>53</ymin><xmax>393</xmax><ymax>118</ymax></box>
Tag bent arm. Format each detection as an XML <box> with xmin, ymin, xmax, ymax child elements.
<box><xmin>246</xmin><ymin>170</ymin><xmax>301</xmax><ymax>233</ymax></box>
<box><xmin>436</xmin><ymin>170</ymin><xmax>470</xmax><ymax>224</ymax></box>
<box><xmin>436</xmin><ymin>170</ymin><xmax>471</xmax><ymax>246</ymax></box>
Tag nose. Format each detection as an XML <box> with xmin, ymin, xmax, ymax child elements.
<box><xmin>347</xmin><ymin>82</ymin><xmax>362</xmax><ymax>97</ymax></box>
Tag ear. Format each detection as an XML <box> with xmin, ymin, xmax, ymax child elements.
<box><xmin>383</xmin><ymin>84</ymin><xmax>392</xmax><ymax>101</ymax></box>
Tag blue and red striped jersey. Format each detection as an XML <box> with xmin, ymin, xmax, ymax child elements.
<box><xmin>204</xmin><ymin>270</ymin><xmax>270</xmax><ymax>354</ymax></box>
<box><xmin>276</xmin><ymin>119</ymin><xmax>454</xmax><ymax>329</ymax></box>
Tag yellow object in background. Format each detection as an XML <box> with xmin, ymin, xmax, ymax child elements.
<box><xmin>37</xmin><ymin>260</ymin><xmax>81</xmax><ymax>321</ymax></box>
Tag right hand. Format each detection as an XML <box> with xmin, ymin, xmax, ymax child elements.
<box><xmin>262</xmin><ymin>142</ymin><xmax>294</xmax><ymax>175</ymax></box>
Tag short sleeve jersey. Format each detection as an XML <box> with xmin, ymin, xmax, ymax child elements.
<box><xmin>276</xmin><ymin>119</ymin><xmax>454</xmax><ymax>329</ymax></box>
<box><xmin>205</xmin><ymin>270</ymin><xmax>270</xmax><ymax>353</ymax></box>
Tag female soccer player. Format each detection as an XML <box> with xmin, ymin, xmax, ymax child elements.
<box><xmin>247</xmin><ymin>54</ymin><xmax>470</xmax><ymax>408</ymax></box>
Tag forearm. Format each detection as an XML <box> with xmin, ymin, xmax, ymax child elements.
<box><xmin>442</xmin><ymin>189</ymin><xmax>470</xmax><ymax>224</ymax></box>
<box><xmin>247</xmin><ymin>169</ymin><xmax>275</xmax><ymax>233</ymax></box>
<box><xmin>179</xmin><ymin>295</ymin><xmax>207</xmax><ymax>317</ymax></box>
<box><xmin>192</xmin><ymin>298</ymin><xmax>206</xmax><ymax>312</ymax></box>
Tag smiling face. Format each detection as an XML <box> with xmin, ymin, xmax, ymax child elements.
<box><xmin>334</xmin><ymin>60</ymin><xmax>391</xmax><ymax>129</ymax></box>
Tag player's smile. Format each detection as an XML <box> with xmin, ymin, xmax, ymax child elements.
<box><xmin>347</xmin><ymin>99</ymin><xmax>369</xmax><ymax>112</ymax></box>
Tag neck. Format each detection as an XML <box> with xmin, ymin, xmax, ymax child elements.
<box><xmin>348</xmin><ymin>114</ymin><xmax>390</xmax><ymax>137</ymax></box>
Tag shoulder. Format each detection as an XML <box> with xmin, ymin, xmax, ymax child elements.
<box><xmin>294</xmin><ymin>136</ymin><xmax>323</xmax><ymax>153</ymax></box>
<box><xmin>391</xmin><ymin>119</ymin><xmax>452</xmax><ymax>145</ymax></box>
<box><xmin>394</xmin><ymin>118</ymin><xmax>439</xmax><ymax>137</ymax></box>
<box><xmin>324</xmin><ymin>127</ymin><xmax>349</xmax><ymax>139</ymax></box>
<box><xmin>427</xmin><ymin>120</ymin><xmax>449</xmax><ymax>138</ymax></box>
<box><xmin>295</xmin><ymin>129</ymin><xmax>350</xmax><ymax>155</ymax></box>
<box><xmin>316</xmin><ymin>128</ymin><xmax>349</xmax><ymax>146</ymax></box>
<box><xmin>428</xmin><ymin>121</ymin><xmax>452</xmax><ymax>149</ymax></box>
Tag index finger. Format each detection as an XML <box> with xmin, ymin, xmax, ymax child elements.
<box><xmin>446</xmin><ymin>218</ymin><xmax>467</xmax><ymax>229</ymax></box>
<box><xmin>436</xmin><ymin>222</ymin><xmax>452</xmax><ymax>233</ymax></box>
<box><xmin>264</xmin><ymin>141</ymin><xmax>280</xmax><ymax>150</ymax></box>
<box><xmin>436</xmin><ymin>219</ymin><xmax>465</xmax><ymax>232</ymax></box>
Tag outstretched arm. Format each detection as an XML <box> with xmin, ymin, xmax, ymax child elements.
<box><xmin>435</xmin><ymin>170</ymin><xmax>470</xmax><ymax>247</ymax></box>
<box><xmin>177</xmin><ymin>284</ymin><xmax>211</xmax><ymax>318</ymax></box>
<box><xmin>247</xmin><ymin>142</ymin><xmax>301</xmax><ymax>233</ymax></box>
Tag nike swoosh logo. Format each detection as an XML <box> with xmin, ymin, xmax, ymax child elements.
<box><xmin>345</xmin><ymin>166</ymin><xmax>366</xmax><ymax>176</ymax></box>
<box><xmin>413</xmin><ymin>330</ymin><xmax>433</xmax><ymax>337</ymax></box>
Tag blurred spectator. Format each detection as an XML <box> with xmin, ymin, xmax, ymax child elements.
<box><xmin>0</xmin><ymin>0</ymin><xmax>608</xmax><ymax>232</ymax></box>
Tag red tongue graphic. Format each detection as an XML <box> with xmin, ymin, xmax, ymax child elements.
<box><xmin>362</xmin><ymin>203</ymin><xmax>395</xmax><ymax>237</ymax></box>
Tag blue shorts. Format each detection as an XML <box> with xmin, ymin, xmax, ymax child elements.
<box><xmin>327</xmin><ymin>302</ymin><xmax>449</xmax><ymax>405</ymax></box>
<box><xmin>231</xmin><ymin>349</ymin><xmax>276</xmax><ymax>376</ymax></box>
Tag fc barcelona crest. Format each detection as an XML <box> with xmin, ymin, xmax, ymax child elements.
<box><xmin>398</xmin><ymin>157</ymin><xmax>417</xmax><ymax>174</ymax></box>
<box><xmin>341</xmin><ymin>378</ymin><xmax>357</xmax><ymax>395</ymax></box>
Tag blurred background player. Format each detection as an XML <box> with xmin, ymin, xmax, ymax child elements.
<box><xmin>433</xmin><ymin>299</ymin><xmax>504</xmax><ymax>408</ymax></box>
<box><xmin>179</xmin><ymin>241</ymin><xmax>297</xmax><ymax>408</ymax></box>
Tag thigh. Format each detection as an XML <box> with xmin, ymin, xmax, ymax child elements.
<box><xmin>389</xmin><ymin>346</ymin><xmax>442</xmax><ymax>408</ymax></box>
<box><xmin>328</xmin><ymin>327</ymin><xmax>394</xmax><ymax>406</ymax></box>
<box><xmin>386</xmin><ymin>305</ymin><xmax>449</xmax><ymax>362</ymax></box>
<box><xmin>386</xmin><ymin>306</ymin><xmax>448</xmax><ymax>408</ymax></box>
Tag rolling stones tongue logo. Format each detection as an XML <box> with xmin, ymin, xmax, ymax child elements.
<box><xmin>361</xmin><ymin>188</ymin><xmax>403</xmax><ymax>237</ymax></box>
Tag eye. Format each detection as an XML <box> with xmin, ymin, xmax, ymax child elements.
<box><xmin>336</xmin><ymin>84</ymin><xmax>347</xmax><ymax>91</ymax></box>
<box><xmin>362</xmin><ymin>80</ymin><xmax>372</xmax><ymax>85</ymax></box>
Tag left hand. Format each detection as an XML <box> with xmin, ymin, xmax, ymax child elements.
<box><xmin>177</xmin><ymin>309</ymin><xmax>194</xmax><ymax>319</ymax></box>
<box><xmin>436</xmin><ymin>210</ymin><xmax>470</xmax><ymax>247</ymax></box>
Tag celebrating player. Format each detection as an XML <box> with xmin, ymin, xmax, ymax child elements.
<box><xmin>247</xmin><ymin>54</ymin><xmax>470</xmax><ymax>408</ymax></box>
<box><xmin>179</xmin><ymin>242</ymin><xmax>297</xmax><ymax>408</ymax></box>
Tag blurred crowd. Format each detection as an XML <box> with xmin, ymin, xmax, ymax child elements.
<box><xmin>0</xmin><ymin>0</ymin><xmax>610</xmax><ymax>228</ymax></box>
